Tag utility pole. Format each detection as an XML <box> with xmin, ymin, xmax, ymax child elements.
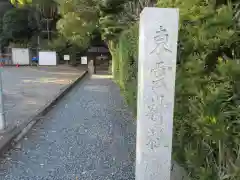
<box><xmin>47</xmin><ymin>19</ymin><xmax>50</xmax><ymax>41</ymax></box>
<box><xmin>41</xmin><ymin>18</ymin><xmax>54</xmax><ymax>43</ymax></box>
<box><xmin>37</xmin><ymin>35</ymin><xmax>40</xmax><ymax>56</ymax></box>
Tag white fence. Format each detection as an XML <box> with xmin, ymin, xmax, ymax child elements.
<box><xmin>39</xmin><ymin>51</ymin><xmax>57</xmax><ymax>66</ymax></box>
<box><xmin>1</xmin><ymin>48</ymin><xmax>58</xmax><ymax>66</ymax></box>
<box><xmin>12</xmin><ymin>48</ymin><xmax>30</xmax><ymax>65</ymax></box>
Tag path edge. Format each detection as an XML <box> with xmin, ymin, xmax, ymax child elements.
<box><xmin>0</xmin><ymin>70</ymin><xmax>88</xmax><ymax>155</ymax></box>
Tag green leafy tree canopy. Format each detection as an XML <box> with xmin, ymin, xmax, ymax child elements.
<box><xmin>10</xmin><ymin>0</ymin><xmax>32</xmax><ymax>7</ymax></box>
<box><xmin>2</xmin><ymin>8</ymin><xmax>38</xmax><ymax>43</ymax></box>
<box><xmin>56</xmin><ymin>0</ymin><xmax>99</xmax><ymax>49</ymax></box>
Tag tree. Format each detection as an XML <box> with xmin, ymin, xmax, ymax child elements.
<box><xmin>56</xmin><ymin>0</ymin><xmax>99</xmax><ymax>49</ymax></box>
<box><xmin>10</xmin><ymin>0</ymin><xmax>32</xmax><ymax>7</ymax></box>
<box><xmin>0</xmin><ymin>18</ymin><xmax>8</xmax><ymax>49</ymax></box>
<box><xmin>99</xmin><ymin>0</ymin><xmax>128</xmax><ymax>41</ymax></box>
<box><xmin>98</xmin><ymin>0</ymin><xmax>155</xmax><ymax>41</ymax></box>
<box><xmin>2</xmin><ymin>8</ymin><xmax>38</xmax><ymax>43</ymax></box>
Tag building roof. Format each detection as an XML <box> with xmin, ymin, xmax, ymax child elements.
<box><xmin>87</xmin><ymin>46</ymin><xmax>109</xmax><ymax>53</ymax></box>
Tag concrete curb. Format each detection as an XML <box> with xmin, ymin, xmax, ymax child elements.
<box><xmin>0</xmin><ymin>70</ymin><xmax>88</xmax><ymax>155</ymax></box>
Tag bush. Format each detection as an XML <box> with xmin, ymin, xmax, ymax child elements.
<box><xmin>174</xmin><ymin>58</ymin><xmax>240</xmax><ymax>179</ymax></box>
<box><xmin>161</xmin><ymin>0</ymin><xmax>240</xmax><ymax>179</ymax></box>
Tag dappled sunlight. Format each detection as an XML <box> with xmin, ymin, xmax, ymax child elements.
<box><xmin>92</xmin><ymin>74</ymin><xmax>113</xmax><ymax>79</ymax></box>
<box><xmin>45</xmin><ymin>72</ymin><xmax>80</xmax><ymax>76</ymax></box>
<box><xmin>22</xmin><ymin>78</ymin><xmax>73</xmax><ymax>85</ymax></box>
<box><xmin>28</xmin><ymin>67</ymin><xmax>81</xmax><ymax>76</ymax></box>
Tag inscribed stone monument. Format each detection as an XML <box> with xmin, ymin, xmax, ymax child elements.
<box><xmin>136</xmin><ymin>7</ymin><xmax>179</xmax><ymax>180</ymax></box>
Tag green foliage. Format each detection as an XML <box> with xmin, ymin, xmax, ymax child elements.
<box><xmin>57</xmin><ymin>12</ymin><xmax>94</xmax><ymax>49</ymax></box>
<box><xmin>99</xmin><ymin>0</ymin><xmax>126</xmax><ymax>16</ymax></box>
<box><xmin>99</xmin><ymin>15</ymin><xmax>125</xmax><ymax>41</ymax></box>
<box><xmin>174</xmin><ymin>58</ymin><xmax>240</xmax><ymax>180</ymax></box>
<box><xmin>110</xmin><ymin>24</ymin><xmax>138</xmax><ymax>114</ymax></box>
<box><xmin>2</xmin><ymin>7</ymin><xmax>38</xmax><ymax>43</ymax></box>
<box><xmin>56</xmin><ymin>0</ymin><xmax>98</xmax><ymax>49</ymax></box>
<box><xmin>0</xmin><ymin>18</ymin><xmax>8</xmax><ymax>47</ymax></box>
<box><xmin>109</xmin><ymin>0</ymin><xmax>240</xmax><ymax>179</ymax></box>
<box><xmin>99</xmin><ymin>0</ymin><xmax>131</xmax><ymax>41</ymax></box>
<box><xmin>44</xmin><ymin>36</ymin><xmax>67</xmax><ymax>51</ymax></box>
<box><xmin>158</xmin><ymin>0</ymin><xmax>237</xmax><ymax>67</ymax></box>
<box><xmin>10</xmin><ymin>0</ymin><xmax>32</xmax><ymax>7</ymax></box>
<box><xmin>155</xmin><ymin>0</ymin><xmax>240</xmax><ymax>179</ymax></box>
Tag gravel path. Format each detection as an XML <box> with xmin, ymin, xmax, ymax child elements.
<box><xmin>0</xmin><ymin>74</ymin><xmax>136</xmax><ymax>180</ymax></box>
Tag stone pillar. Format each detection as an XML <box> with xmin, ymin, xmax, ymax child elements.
<box><xmin>136</xmin><ymin>7</ymin><xmax>179</xmax><ymax>180</ymax></box>
<box><xmin>88</xmin><ymin>59</ymin><xmax>95</xmax><ymax>74</ymax></box>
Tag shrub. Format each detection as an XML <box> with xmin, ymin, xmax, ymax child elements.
<box><xmin>174</xmin><ymin>57</ymin><xmax>240</xmax><ymax>179</ymax></box>
<box><xmin>110</xmin><ymin>0</ymin><xmax>240</xmax><ymax>179</ymax></box>
<box><xmin>157</xmin><ymin>0</ymin><xmax>240</xmax><ymax>179</ymax></box>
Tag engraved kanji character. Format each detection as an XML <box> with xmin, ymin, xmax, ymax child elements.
<box><xmin>152</xmin><ymin>78</ymin><xmax>168</xmax><ymax>90</ymax></box>
<box><xmin>146</xmin><ymin>127</ymin><xmax>163</xmax><ymax>150</ymax></box>
<box><xmin>150</xmin><ymin>26</ymin><xmax>172</xmax><ymax>54</ymax></box>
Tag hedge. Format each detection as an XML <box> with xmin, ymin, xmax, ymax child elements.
<box><xmin>109</xmin><ymin>1</ymin><xmax>240</xmax><ymax>179</ymax></box>
<box><xmin>109</xmin><ymin>24</ymin><xmax>139</xmax><ymax>115</ymax></box>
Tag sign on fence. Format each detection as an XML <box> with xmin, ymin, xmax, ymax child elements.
<box><xmin>64</xmin><ymin>55</ymin><xmax>70</xmax><ymax>61</ymax></box>
<box><xmin>81</xmin><ymin>56</ymin><xmax>88</xmax><ymax>65</ymax></box>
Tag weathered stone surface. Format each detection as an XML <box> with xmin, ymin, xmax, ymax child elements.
<box><xmin>136</xmin><ymin>7</ymin><xmax>179</xmax><ymax>180</ymax></box>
